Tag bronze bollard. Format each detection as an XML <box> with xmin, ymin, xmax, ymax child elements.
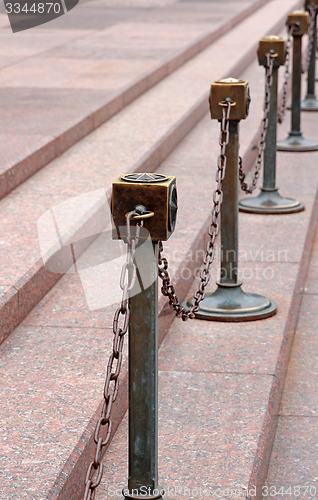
<box><xmin>277</xmin><ymin>10</ymin><xmax>318</xmax><ymax>151</ymax></box>
<box><xmin>239</xmin><ymin>36</ymin><xmax>304</xmax><ymax>214</ymax></box>
<box><xmin>185</xmin><ymin>78</ymin><xmax>277</xmax><ymax>321</ymax></box>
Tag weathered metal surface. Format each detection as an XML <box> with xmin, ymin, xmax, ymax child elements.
<box><xmin>112</xmin><ymin>174</ymin><xmax>177</xmax><ymax>241</ymax></box>
<box><xmin>209</xmin><ymin>77</ymin><xmax>250</xmax><ymax>120</ymax></box>
<box><xmin>277</xmin><ymin>11</ymin><xmax>318</xmax><ymax>151</ymax></box>
<box><xmin>258</xmin><ymin>36</ymin><xmax>286</xmax><ymax>67</ymax></box>
<box><xmin>302</xmin><ymin>3</ymin><xmax>318</xmax><ymax>110</ymax></box>
<box><xmin>193</xmin><ymin>119</ymin><xmax>277</xmax><ymax>321</ymax></box>
<box><xmin>126</xmin><ymin>242</ymin><xmax>162</xmax><ymax>499</ymax></box>
<box><xmin>239</xmin><ymin>39</ymin><xmax>304</xmax><ymax>214</ymax></box>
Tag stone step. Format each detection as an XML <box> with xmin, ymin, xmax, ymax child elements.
<box><xmin>0</xmin><ymin>0</ymin><xmax>301</xmax><ymax>345</ymax></box>
<box><xmin>0</xmin><ymin>12</ymin><xmax>312</xmax><ymax>498</ymax></box>
<box><xmin>0</xmin><ymin>0</ymin><xmax>270</xmax><ymax>200</ymax></box>
<box><xmin>95</xmin><ymin>116</ymin><xmax>318</xmax><ymax>500</ymax></box>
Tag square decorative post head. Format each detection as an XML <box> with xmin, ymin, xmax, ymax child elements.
<box><xmin>112</xmin><ymin>173</ymin><xmax>177</xmax><ymax>242</ymax></box>
<box><xmin>287</xmin><ymin>10</ymin><xmax>309</xmax><ymax>35</ymax></box>
<box><xmin>258</xmin><ymin>36</ymin><xmax>286</xmax><ymax>67</ymax></box>
<box><xmin>209</xmin><ymin>78</ymin><xmax>250</xmax><ymax>121</ymax></box>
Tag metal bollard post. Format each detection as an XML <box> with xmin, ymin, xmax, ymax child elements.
<box><xmin>277</xmin><ymin>10</ymin><xmax>318</xmax><ymax>151</ymax></box>
<box><xmin>239</xmin><ymin>36</ymin><xmax>305</xmax><ymax>214</ymax></box>
<box><xmin>190</xmin><ymin>78</ymin><xmax>277</xmax><ymax>321</ymax></box>
<box><xmin>112</xmin><ymin>172</ymin><xmax>178</xmax><ymax>500</ymax></box>
<box><xmin>301</xmin><ymin>0</ymin><xmax>318</xmax><ymax>110</ymax></box>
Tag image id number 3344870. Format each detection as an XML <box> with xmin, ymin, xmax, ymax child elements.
<box><xmin>5</xmin><ymin>2</ymin><xmax>62</xmax><ymax>14</ymax></box>
<box><xmin>262</xmin><ymin>485</ymin><xmax>317</xmax><ymax>497</ymax></box>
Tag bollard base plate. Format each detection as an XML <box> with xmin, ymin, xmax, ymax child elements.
<box><xmin>238</xmin><ymin>188</ymin><xmax>304</xmax><ymax>214</ymax></box>
<box><xmin>277</xmin><ymin>132</ymin><xmax>318</xmax><ymax>151</ymax></box>
<box><xmin>301</xmin><ymin>95</ymin><xmax>318</xmax><ymax>111</ymax></box>
<box><xmin>183</xmin><ymin>282</ymin><xmax>277</xmax><ymax>322</ymax></box>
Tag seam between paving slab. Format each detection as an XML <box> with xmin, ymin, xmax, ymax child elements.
<box><xmin>247</xmin><ymin>186</ymin><xmax>318</xmax><ymax>499</ymax></box>
<box><xmin>0</xmin><ymin>0</ymin><xmax>271</xmax><ymax>201</ymax></box>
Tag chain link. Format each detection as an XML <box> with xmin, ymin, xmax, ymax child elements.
<box><xmin>278</xmin><ymin>24</ymin><xmax>294</xmax><ymax>124</ymax></box>
<box><xmin>83</xmin><ymin>213</ymin><xmax>143</xmax><ymax>500</ymax></box>
<box><xmin>158</xmin><ymin>101</ymin><xmax>232</xmax><ymax>321</ymax></box>
<box><xmin>303</xmin><ymin>3</ymin><xmax>316</xmax><ymax>74</ymax></box>
<box><xmin>238</xmin><ymin>51</ymin><xmax>274</xmax><ymax>194</ymax></box>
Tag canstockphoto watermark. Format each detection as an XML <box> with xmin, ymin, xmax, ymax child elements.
<box><xmin>3</xmin><ymin>0</ymin><xmax>79</xmax><ymax>32</ymax></box>
<box><xmin>107</xmin><ymin>485</ymin><xmax>258</xmax><ymax>498</ymax></box>
<box><xmin>37</xmin><ymin>189</ymin><xmax>281</xmax><ymax>312</ymax></box>
<box><xmin>37</xmin><ymin>189</ymin><xmax>157</xmax><ymax>311</ymax></box>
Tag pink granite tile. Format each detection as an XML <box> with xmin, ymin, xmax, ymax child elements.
<box><xmin>159</xmin><ymin>262</ymin><xmax>297</xmax><ymax>375</ymax></box>
<box><xmin>0</xmin><ymin>285</ymin><xmax>19</xmax><ymax>344</ymax></box>
<box><xmin>0</xmin><ymin>324</ymin><xmax>126</xmax><ymax>500</ymax></box>
<box><xmin>266</xmin><ymin>417</ymin><xmax>318</xmax><ymax>496</ymax></box>
<box><xmin>0</xmin><ymin>57</ymin><xmax>157</xmax><ymax>90</ymax></box>
<box><xmin>0</xmin><ymin>29</ymin><xmax>93</xmax><ymax>58</ymax></box>
<box><xmin>279</xmin><ymin>295</ymin><xmax>318</xmax><ymax>416</ymax></box>
<box><xmin>304</xmin><ymin>265</ymin><xmax>318</xmax><ymax>293</ymax></box>
<box><xmin>97</xmin><ymin>371</ymin><xmax>273</xmax><ymax>499</ymax></box>
<box><xmin>24</xmin><ymin>272</ymin><xmax>115</xmax><ymax>330</ymax></box>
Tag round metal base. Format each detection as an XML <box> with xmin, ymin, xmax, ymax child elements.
<box><xmin>301</xmin><ymin>96</ymin><xmax>318</xmax><ymax>111</ymax></box>
<box><xmin>277</xmin><ymin>133</ymin><xmax>318</xmax><ymax>151</ymax></box>
<box><xmin>238</xmin><ymin>188</ymin><xmax>305</xmax><ymax>214</ymax></box>
<box><xmin>183</xmin><ymin>282</ymin><xmax>277</xmax><ymax>322</ymax></box>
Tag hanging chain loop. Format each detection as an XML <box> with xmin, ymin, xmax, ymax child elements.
<box><xmin>158</xmin><ymin>100</ymin><xmax>232</xmax><ymax>321</ymax></box>
<box><xmin>303</xmin><ymin>3</ymin><xmax>316</xmax><ymax>74</ymax></box>
<box><xmin>278</xmin><ymin>24</ymin><xmax>296</xmax><ymax>124</ymax></box>
<box><xmin>238</xmin><ymin>51</ymin><xmax>275</xmax><ymax>194</ymax></box>
<box><xmin>83</xmin><ymin>212</ymin><xmax>143</xmax><ymax>500</ymax></box>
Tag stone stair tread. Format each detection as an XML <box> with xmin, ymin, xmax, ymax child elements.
<box><xmin>97</xmin><ymin>116</ymin><xmax>318</xmax><ymax>499</ymax></box>
<box><xmin>0</xmin><ymin>23</ymin><xmax>314</xmax><ymax>497</ymax></box>
<box><xmin>0</xmin><ymin>0</ymin><xmax>300</xmax><ymax>345</ymax></box>
<box><xmin>0</xmin><ymin>0</ymin><xmax>268</xmax><ymax>200</ymax></box>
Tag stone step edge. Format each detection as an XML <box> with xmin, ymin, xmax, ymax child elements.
<box><xmin>0</xmin><ymin>8</ymin><xmax>292</xmax><ymax>346</ymax></box>
<box><xmin>50</xmin><ymin>183</ymin><xmax>318</xmax><ymax>500</ymax></box>
<box><xmin>44</xmin><ymin>98</ymin><xmax>293</xmax><ymax>500</ymax></box>
<box><xmin>248</xmin><ymin>186</ymin><xmax>318</xmax><ymax>497</ymax></box>
<box><xmin>0</xmin><ymin>0</ymin><xmax>272</xmax><ymax>202</ymax></box>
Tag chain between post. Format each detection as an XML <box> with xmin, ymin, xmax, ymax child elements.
<box><xmin>238</xmin><ymin>51</ymin><xmax>275</xmax><ymax>194</ymax></box>
<box><xmin>278</xmin><ymin>24</ymin><xmax>296</xmax><ymax>124</ymax></box>
<box><xmin>303</xmin><ymin>3</ymin><xmax>316</xmax><ymax>74</ymax></box>
<box><xmin>158</xmin><ymin>101</ymin><xmax>232</xmax><ymax>321</ymax></box>
<box><xmin>83</xmin><ymin>213</ymin><xmax>144</xmax><ymax>500</ymax></box>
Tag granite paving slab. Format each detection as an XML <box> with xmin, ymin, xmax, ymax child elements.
<box><xmin>0</xmin><ymin>52</ymin><xmax>317</xmax><ymax>500</ymax></box>
<box><xmin>265</xmin><ymin>221</ymin><xmax>318</xmax><ymax>497</ymax></box>
<box><xmin>0</xmin><ymin>0</ymin><xmax>300</xmax><ymax>344</ymax></box>
<box><xmin>0</xmin><ymin>0</ymin><xmax>273</xmax><ymax>198</ymax></box>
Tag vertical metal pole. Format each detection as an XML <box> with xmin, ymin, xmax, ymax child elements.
<box><xmin>220</xmin><ymin>120</ymin><xmax>238</xmax><ymax>285</ymax></box>
<box><xmin>239</xmin><ymin>62</ymin><xmax>304</xmax><ymax>213</ymax></box>
<box><xmin>302</xmin><ymin>10</ymin><xmax>318</xmax><ymax>108</ymax></box>
<box><xmin>277</xmin><ymin>27</ymin><xmax>318</xmax><ymax>150</ymax></box>
<box><xmin>127</xmin><ymin>242</ymin><xmax>162</xmax><ymax>499</ymax></box>
<box><xmin>263</xmin><ymin>67</ymin><xmax>278</xmax><ymax>189</ymax></box>
<box><xmin>291</xmin><ymin>35</ymin><xmax>302</xmax><ymax>135</ymax></box>
<box><xmin>306</xmin><ymin>12</ymin><xmax>317</xmax><ymax>97</ymax></box>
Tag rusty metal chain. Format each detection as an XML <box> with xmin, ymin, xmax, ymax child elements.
<box><xmin>158</xmin><ymin>101</ymin><xmax>233</xmax><ymax>321</ymax></box>
<box><xmin>238</xmin><ymin>51</ymin><xmax>274</xmax><ymax>194</ymax></box>
<box><xmin>83</xmin><ymin>212</ymin><xmax>143</xmax><ymax>500</ymax></box>
<box><xmin>303</xmin><ymin>3</ymin><xmax>316</xmax><ymax>73</ymax></box>
<box><xmin>278</xmin><ymin>24</ymin><xmax>294</xmax><ymax>124</ymax></box>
